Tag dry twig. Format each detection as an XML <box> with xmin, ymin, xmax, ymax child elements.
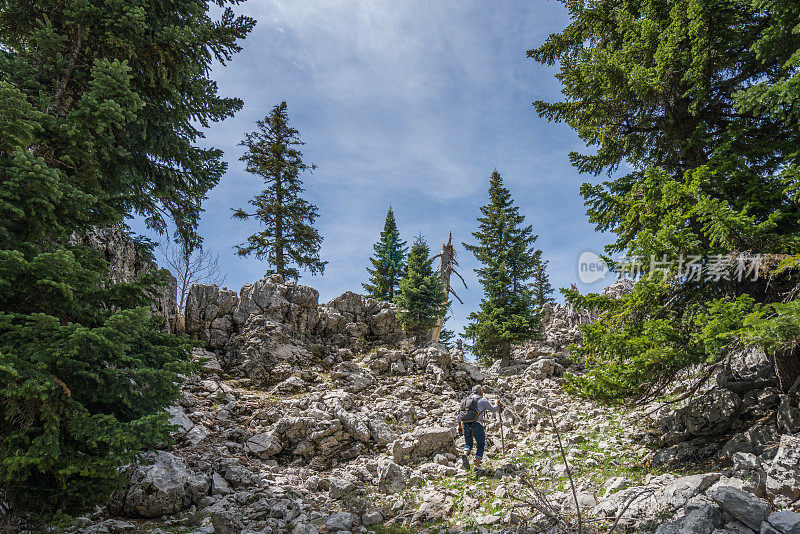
<box><xmin>546</xmin><ymin>400</ymin><xmax>583</xmax><ymax>534</ymax></box>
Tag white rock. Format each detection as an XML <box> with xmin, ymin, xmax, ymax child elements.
<box><xmin>707</xmin><ymin>485</ymin><xmax>770</xmax><ymax>530</ymax></box>
<box><xmin>766</xmin><ymin>434</ymin><xmax>800</xmax><ymax>504</ymax></box>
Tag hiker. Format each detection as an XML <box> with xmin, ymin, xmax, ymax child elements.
<box><xmin>457</xmin><ymin>385</ymin><xmax>502</xmax><ymax>469</ymax></box>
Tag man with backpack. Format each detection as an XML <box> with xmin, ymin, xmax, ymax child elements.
<box><xmin>457</xmin><ymin>385</ymin><xmax>502</xmax><ymax>469</ymax></box>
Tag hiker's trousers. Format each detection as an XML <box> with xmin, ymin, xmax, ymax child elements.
<box><xmin>462</xmin><ymin>421</ymin><xmax>485</xmax><ymax>459</ymax></box>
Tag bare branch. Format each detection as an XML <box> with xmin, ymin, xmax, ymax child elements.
<box><xmin>159</xmin><ymin>240</ymin><xmax>227</xmax><ymax>313</ymax></box>
<box><xmin>547</xmin><ymin>400</ymin><xmax>582</xmax><ymax>534</ymax></box>
<box><xmin>449</xmin><ymin>287</ymin><xmax>464</xmax><ymax>305</ymax></box>
<box><xmin>608</xmin><ymin>489</ymin><xmax>654</xmax><ymax>534</ymax></box>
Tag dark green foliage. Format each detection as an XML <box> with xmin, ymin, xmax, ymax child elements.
<box><xmin>463</xmin><ymin>171</ymin><xmax>541</xmax><ymax>366</ymax></box>
<box><xmin>0</xmin><ymin>248</ymin><xmax>196</xmax><ymax>510</ymax></box>
<box><xmin>395</xmin><ymin>236</ymin><xmax>447</xmax><ymax>340</ymax></box>
<box><xmin>0</xmin><ymin>0</ymin><xmax>254</xmax><ymax>248</ymax></box>
<box><xmin>439</xmin><ymin>320</ymin><xmax>456</xmax><ymax>349</ymax></box>
<box><xmin>233</xmin><ymin>102</ymin><xmax>327</xmax><ymax>280</ymax></box>
<box><xmin>530</xmin><ymin>0</ymin><xmax>800</xmax><ymax>399</ymax></box>
<box><xmin>0</xmin><ymin>0</ymin><xmax>250</xmax><ymax>511</ymax></box>
<box><xmin>530</xmin><ymin>251</ymin><xmax>555</xmax><ymax>308</ymax></box>
<box><xmin>363</xmin><ymin>208</ymin><xmax>407</xmax><ymax>301</ymax></box>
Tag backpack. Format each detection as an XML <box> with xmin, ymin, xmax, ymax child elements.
<box><xmin>459</xmin><ymin>394</ymin><xmax>479</xmax><ymax>423</ymax></box>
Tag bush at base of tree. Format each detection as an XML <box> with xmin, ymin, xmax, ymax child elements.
<box><xmin>0</xmin><ymin>247</ymin><xmax>196</xmax><ymax>511</ymax></box>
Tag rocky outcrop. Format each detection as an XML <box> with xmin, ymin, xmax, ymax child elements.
<box><xmin>185</xmin><ymin>275</ymin><xmax>405</xmax><ymax>385</ymax></box>
<box><xmin>59</xmin><ymin>275</ymin><xmax>800</xmax><ymax>534</ymax></box>
<box><xmin>184</xmin><ymin>284</ymin><xmax>238</xmax><ymax>349</ymax></box>
<box><xmin>513</xmin><ymin>278</ymin><xmax>633</xmax><ymax>360</ymax></box>
<box><xmin>70</xmin><ymin>227</ymin><xmax>178</xmax><ymax>332</ymax></box>
<box><xmin>651</xmin><ymin>347</ymin><xmax>791</xmax><ymax>469</ymax></box>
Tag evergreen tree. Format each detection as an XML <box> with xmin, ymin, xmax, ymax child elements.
<box><xmin>439</xmin><ymin>316</ymin><xmax>456</xmax><ymax>349</ymax></box>
<box><xmin>529</xmin><ymin>0</ymin><xmax>800</xmax><ymax>399</ymax></box>
<box><xmin>0</xmin><ymin>0</ymin><xmax>252</xmax><ymax>511</ymax></box>
<box><xmin>363</xmin><ymin>208</ymin><xmax>407</xmax><ymax>301</ymax></box>
<box><xmin>395</xmin><ymin>235</ymin><xmax>447</xmax><ymax>340</ymax></box>
<box><xmin>464</xmin><ymin>171</ymin><xmax>541</xmax><ymax>367</ymax></box>
<box><xmin>530</xmin><ymin>251</ymin><xmax>555</xmax><ymax>308</ymax></box>
<box><xmin>233</xmin><ymin>102</ymin><xmax>327</xmax><ymax>280</ymax></box>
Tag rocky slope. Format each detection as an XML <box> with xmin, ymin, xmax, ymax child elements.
<box><xmin>48</xmin><ymin>276</ymin><xmax>800</xmax><ymax>534</ymax></box>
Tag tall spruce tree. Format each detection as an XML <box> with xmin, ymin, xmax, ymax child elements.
<box><xmin>363</xmin><ymin>208</ymin><xmax>407</xmax><ymax>300</ymax></box>
<box><xmin>395</xmin><ymin>235</ymin><xmax>447</xmax><ymax>340</ymax></box>
<box><xmin>530</xmin><ymin>0</ymin><xmax>800</xmax><ymax>400</ymax></box>
<box><xmin>530</xmin><ymin>251</ymin><xmax>555</xmax><ymax>308</ymax></box>
<box><xmin>464</xmin><ymin>171</ymin><xmax>540</xmax><ymax>367</ymax></box>
<box><xmin>0</xmin><ymin>0</ymin><xmax>252</xmax><ymax>511</ymax></box>
<box><xmin>233</xmin><ymin>102</ymin><xmax>326</xmax><ymax>280</ymax></box>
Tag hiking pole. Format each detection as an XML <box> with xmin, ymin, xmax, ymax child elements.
<box><xmin>499</xmin><ymin>401</ymin><xmax>506</xmax><ymax>456</ymax></box>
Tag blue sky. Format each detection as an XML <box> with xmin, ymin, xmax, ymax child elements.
<box><xmin>132</xmin><ymin>0</ymin><xmax>615</xmax><ymax>336</ymax></box>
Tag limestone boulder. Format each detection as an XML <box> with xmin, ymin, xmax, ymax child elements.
<box><xmin>721</xmin><ymin>422</ymin><xmax>780</xmax><ymax>457</ymax></box>
<box><xmin>412</xmin><ymin>489</ymin><xmax>454</xmax><ymax>523</ymax></box>
<box><xmin>391</xmin><ymin>426</ymin><xmax>455</xmax><ymax>465</ymax></box>
<box><xmin>122</xmin><ymin>452</ymin><xmax>208</xmax><ymax>518</ymax></box>
<box><xmin>655</xmin><ymin>504</ymin><xmax>724</xmax><ymax>534</ymax></box>
<box><xmin>525</xmin><ymin>358</ymin><xmax>564</xmax><ymax>380</ymax></box>
<box><xmin>246</xmin><ymin>431</ymin><xmax>283</xmax><ymax>459</ymax></box>
<box><xmin>766</xmin><ymin>434</ymin><xmax>800</xmax><ymax>506</ymax></box>
<box><xmin>707</xmin><ymin>485</ymin><xmax>770</xmax><ymax>530</ymax></box>
<box><xmin>761</xmin><ymin>511</ymin><xmax>800</xmax><ymax>534</ymax></box>
<box><xmin>676</xmin><ymin>388</ymin><xmax>741</xmax><ymax>437</ymax></box>
<box><xmin>377</xmin><ymin>459</ymin><xmax>407</xmax><ymax>494</ymax></box>
<box><xmin>777</xmin><ymin>393</ymin><xmax>800</xmax><ymax>434</ymax></box>
<box><xmin>325</xmin><ymin>512</ymin><xmax>358</xmax><ymax>531</ymax></box>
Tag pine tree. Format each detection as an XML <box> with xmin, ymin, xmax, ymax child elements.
<box><xmin>363</xmin><ymin>208</ymin><xmax>407</xmax><ymax>301</ymax></box>
<box><xmin>395</xmin><ymin>235</ymin><xmax>447</xmax><ymax>340</ymax></box>
<box><xmin>438</xmin><ymin>316</ymin><xmax>456</xmax><ymax>349</ymax></box>
<box><xmin>530</xmin><ymin>251</ymin><xmax>555</xmax><ymax>308</ymax></box>
<box><xmin>463</xmin><ymin>171</ymin><xmax>541</xmax><ymax>367</ymax></box>
<box><xmin>233</xmin><ymin>102</ymin><xmax>327</xmax><ymax>280</ymax></box>
<box><xmin>530</xmin><ymin>0</ymin><xmax>800</xmax><ymax>399</ymax></box>
<box><xmin>0</xmin><ymin>0</ymin><xmax>252</xmax><ymax>511</ymax></box>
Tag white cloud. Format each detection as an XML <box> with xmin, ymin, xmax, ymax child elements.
<box><xmin>135</xmin><ymin>1</ymin><xmax>606</xmax><ymax>332</ymax></box>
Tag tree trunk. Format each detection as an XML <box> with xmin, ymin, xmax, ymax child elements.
<box><xmin>431</xmin><ymin>236</ymin><xmax>455</xmax><ymax>343</ymax></box>
<box><xmin>275</xmin><ymin>169</ymin><xmax>284</xmax><ymax>277</ymax></box>
<box><xmin>771</xmin><ymin>344</ymin><xmax>800</xmax><ymax>392</ymax></box>
<box><xmin>501</xmin><ymin>342</ymin><xmax>511</xmax><ymax>368</ymax></box>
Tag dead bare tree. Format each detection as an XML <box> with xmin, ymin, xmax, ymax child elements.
<box><xmin>160</xmin><ymin>240</ymin><xmax>226</xmax><ymax>314</ymax></box>
<box><xmin>431</xmin><ymin>232</ymin><xmax>467</xmax><ymax>342</ymax></box>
